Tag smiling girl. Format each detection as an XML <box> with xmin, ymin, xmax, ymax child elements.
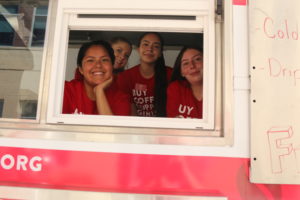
<box><xmin>167</xmin><ymin>46</ymin><xmax>203</xmax><ymax>119</ymax></box>
<box><xmin>117</xmin><ymin>32</ymin><xmax>172</xmax><ymax>117</ymax></box>
<box><xmin>110</xmin><ymin>37</ymin><xmax>132</xmax><ymax>74</ymax></box>
<box><xmin>62</xmin><ymin>40</ymin><xmax>130</xmax><ymax>115</ymax></box>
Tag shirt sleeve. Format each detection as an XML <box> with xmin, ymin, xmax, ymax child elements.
<box><xmin>62</xmin><ymin>81</ymin><xmax>73</xmax><ymax>114</ymax></box>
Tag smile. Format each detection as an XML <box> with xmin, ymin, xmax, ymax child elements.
<box><xmin>92</xmin><ymin>71</ymin><xmax>104</xmax><ymax>75</ymax></box>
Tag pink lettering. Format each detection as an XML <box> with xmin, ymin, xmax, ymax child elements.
<box><xmin>267</xmin><ymin>127</ymin><xmax>293</xmax><ymax>173</ymax></box>
<box><xmin>263</xmin><ymin>17</ymin><xmax>298</xmax><ymax>40</ymax></box>
<box><xmin>268</xmin><ymin>57</ymin><xmax>300</xmax><ymax>86</ymax></box>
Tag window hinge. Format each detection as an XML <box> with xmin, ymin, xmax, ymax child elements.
<box><xmin>216</xmin><ymin>0</ymin><xmax>223</xmax><ymax>23</ymax></box>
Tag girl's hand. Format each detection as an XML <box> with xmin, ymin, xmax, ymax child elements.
<box><xmin>94</xmin><ymin>76</ymin><xmax>114</xmax><ymax>115</ymax></box>
<box><xmin>94</xmin><ymin>76</ymin><xmax>113</xmax><ymax>94</ymax></box>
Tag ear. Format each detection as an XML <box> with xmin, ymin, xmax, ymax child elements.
<box><xmin>78</xmin><ymin>67</ymin><xmax>84</xmax><ymax>75</ymax></box>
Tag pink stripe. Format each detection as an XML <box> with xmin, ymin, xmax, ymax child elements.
<box><xmin>0</xmin><ymin>147</ymin><xmax>300</xmax><ymax>199</ymax></box>
<box><xmin>233</xmin><ymin>0</ymin><xmax>247</xmax><ymax>5</ymax></box>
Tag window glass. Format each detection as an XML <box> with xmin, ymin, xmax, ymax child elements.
<box><xmin>31</xmin><ymin>6</ymin><xmax>48</xmax><ymax>46</ymax></box>
<box><xmin>20</xmin><ymin>100</ymin><xmax>37</xmax><ymax>119</ymax></box>
<box><xmin>0</xmin><ymin>0</ymin><xmax>49</xmax><ymax>119</ymax></box>
<box><xmin>0</xmin><ymin>5</ymin><xmax>18</xmax><ymax>46</ymax></box>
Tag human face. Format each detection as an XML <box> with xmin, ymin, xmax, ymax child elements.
<box><xmin>79</xmin><ymin>45</ymin><xmax>113</xmax><ymax>87</ymax></box>
<box><xmin>180</xmin><ymin>49</ymin><xmax>203</xmax><ymax>85</ymax></box>
<box><xmin>138</xmin><ymin>33</ymin><xmax>162</xmax><ymax>64</ymax></box>
<box><xmin>112</xmin><ymin>41</ymin><xmax>132</xmax><ymax>70</ymax></box>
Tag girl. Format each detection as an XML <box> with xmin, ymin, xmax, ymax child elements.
<box><xmin>117</xmin><ymin>32</ymin><xmax>172</xmax><ymax>117</ymax></box>
<box><xmin>110</xmin><ymin>37</ymin><xmax>132</xmax><ymax>74</ymax></box>
<box><xmin>63</xmin><ymin>40</ymin><xmax>130</xmax><ymax>115</ymax></box>
<box><xmin>167</xmin><ymin>46</ymin><xmax>203</xmax><ymax>118</ymax></box>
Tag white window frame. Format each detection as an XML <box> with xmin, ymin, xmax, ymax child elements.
<box><xmin>46</xmin><ymin>0</ymin><xmax>216</xmax><ymax>130</ymax></box>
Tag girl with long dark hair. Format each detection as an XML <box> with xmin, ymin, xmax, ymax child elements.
<box><xmin>167</xmin><ymin>46</ymin><xmax>203</xmax><ymax>118</ymax></box>
<box><xmin>117</xmin><ymin>32</ymin><xmax>172</xmax><ymax>117</ymax></box>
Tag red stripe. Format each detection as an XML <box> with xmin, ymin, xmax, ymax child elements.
<box><xmin>233</xmin><ymin>0</ymin><xmax>247</xmax><ymax>5</ymax></box>
<box><xmin>0</xmin><ymin>146</ymin><xmax>300</xmax><ymax>199</ymax></box>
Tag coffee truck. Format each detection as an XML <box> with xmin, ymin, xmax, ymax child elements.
<box><xmin>0</xmin><ymin>0</ymin><xmax>300</xmax><ymax>199</ymax></box>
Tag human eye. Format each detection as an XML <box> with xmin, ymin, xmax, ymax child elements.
<box><xmin>101</xmin><ymin>57</ymin><xmax>111</xmax><ymax>63</ymax></box>
<box><xmin>194</xmin><ymin>56</ymin><xmax>203</xmax><ymax>62</ymax></box>
<box><xmin>85</xmin><ymin>58</ymin><xmax>95</xmax><ymax>63</ymax></box>
<box><xmin>116</xmin><ymin>48</ymin><xmax>122</xmax><ymax>53</ymax></box>
<box><xmin>181</xmin><ymin>61</ymin><xmax>189</xmax><ymax>67</ymax></box>
<box><xmin>154</xmin><ymin>45</ymin><xmax>160</xmax><ymax>49</ymax></box>
<box><xmin>142</xmin><ymin>42</ymin><xmax>149</xmax><ymax>47</ymax></box>
<box><xmin>125</xmin><ymin>54</ymin><xmax>130</xmax><ymax>59</ymax></box>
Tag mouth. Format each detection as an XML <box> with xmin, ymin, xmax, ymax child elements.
<box><xmin>92</xmin><ymin>71</ymin><xmax>104</xmax><ymax>76</ymax></box>
<box><xmin>115</xmin><ymin>59</ymin><xmax>123</xmax><ymax>65</ymax></box>
<box><xmin>189</xmin><ymin>70</ymin><xmax>200</xmax><ymax>76</ymax></box>
<box><xmin>143</xmin><ymin>51</ymin><xmax>154</xmax><ymax>57</ymax></box>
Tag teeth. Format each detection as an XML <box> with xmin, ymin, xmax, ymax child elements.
<box><xmin>93</xmin><ymin>72</ymin><xmax>104</xmax><ymax>75</ymax></box>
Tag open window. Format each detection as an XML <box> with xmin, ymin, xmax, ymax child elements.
<box><xmin>47</xmin><ymin>0</ymin><xmax>218</xmax><ymax>131</ymax></box>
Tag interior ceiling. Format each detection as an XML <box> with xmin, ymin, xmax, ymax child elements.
<box><xmin>69</xmin><ymin>30</ymin><xmax>203</xmax><ymax>48</ymax></box>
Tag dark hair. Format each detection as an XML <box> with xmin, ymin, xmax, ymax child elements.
<box><xmin>171</xmin><ymin>46</ymin><xmax>203</xmax><ymax>83</ymax></box>
<box><xmin>75</xmin><ymin>40</ymin><xmax>115</xmax><ymax>80</ymax></box>
<box><xmin>77</xmin><ymin>40</ymin><xmax>115</xmax><ymax>68</ymax></box>
<box><xmin>110</xmin><ymin>36</ymin><xmax>132</xmax><ymax>48</ymax></box>
<box><xmin>138</xmin><ymin>32</ymin><xmax>167</xmax><ymax>117</ymax></box>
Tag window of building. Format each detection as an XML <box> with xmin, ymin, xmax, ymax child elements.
<box><xmin>0</xmin><ymin>0</ymin><xmax>49</xmax><ymax>120</ymax></box>
<box><xmin>0</xmin><ymin>5</ymin><xmax>18</xmax><ymax>46</ymax></box>
<box><xmin>20</xmin><ymin>100</ymin><xmax>38</xmax><ymax>119</ymax></box>
<box><xmin>31</xmin><ymin>6</ymin><xmax>48</xmax><ymax>46</ymax></box>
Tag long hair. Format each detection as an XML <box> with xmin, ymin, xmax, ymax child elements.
<box><xmin>75</xmin><ymin>40</ymin><xmax>115</xmax><ymax>80</ymax></box>
<box><xmin>138</xmin><ymin>32</ymin><xmax>167</xmax><ymax>117</ymax></box>
<box><xmin>171</xmin><ymin>46</ymin><xmax>203</xmax><ymax>83</ymax></box>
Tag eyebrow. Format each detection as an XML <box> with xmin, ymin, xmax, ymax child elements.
<box><xmin>84</xmin><ymin>55</ymin><xmax>110</xmax><ymax>59</ymax></box>
<box><xmin>181</xmin><ymin>53</ymin><xmax>202</xmax><ymax>62</ymax></box>
<box><xmin>142</xmin><ymin>39</ymin><xmax>161</xmax><ymax>45</ymax></box>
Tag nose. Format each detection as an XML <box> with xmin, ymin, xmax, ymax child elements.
<box><xmin>95</xmin><ymin>59</ymin><xmax>102</xmax><ymax>67</ymax></box>
<box><xmin>190</xmin><ymin>60</ymin><xmax>197</xmax><ymax>69</ymax></box>
<box><xmin>147</xmin><ymin>44</ymin><xmax>154</xmax><ymax>51</ymax></box>
<box><xmin>119</xmin><ymin>53</ymin><xmax>126</xmax><ymax>60</ymax></box>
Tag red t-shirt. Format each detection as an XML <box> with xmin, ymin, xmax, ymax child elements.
<box><xmin>62</xmin><ymin>79</ymin><xmax>130</xmax><ymax>115</ymax></box>
<box><xmin>117</xmin><ymin>65</ymin><xmax>172</xmax><ymax>117</ymax></box>
<box><xmin>167</xmin><ymin>80</ymin><xmax>203</xmax><ymax>119</ymax></box>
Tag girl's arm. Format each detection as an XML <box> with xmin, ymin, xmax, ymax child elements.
<box><xmin>94</xmin><ymin>77</ymin><xmax>114</xmax><ymax>115</ymax></box>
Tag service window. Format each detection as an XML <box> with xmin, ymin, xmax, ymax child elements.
<box><xmin>46</xmin><ymin>0</ymin><xmax>222</xmax><ymax>131</ymax></box>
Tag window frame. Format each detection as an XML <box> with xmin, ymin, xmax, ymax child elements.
<box><xmin>46</xmin><ymin>0</ymin><xmax>216</xmax><ymax>130</ymax></box>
